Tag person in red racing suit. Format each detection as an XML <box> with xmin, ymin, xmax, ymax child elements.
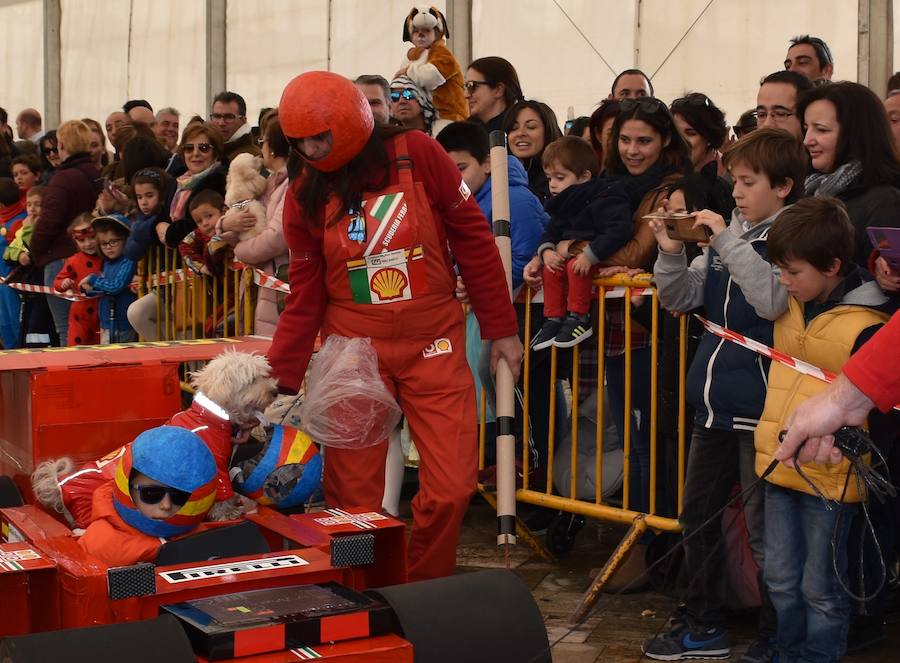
<box><xmin>268</xmin><ymin>71</ymin><xmax>522</xmax><ymax>581</ymax></box>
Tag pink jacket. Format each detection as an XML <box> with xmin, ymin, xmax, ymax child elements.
<box><xmin>228</xmin><ymin>168</ymin><xmax>290</xmax><ymax>337</ymax></box>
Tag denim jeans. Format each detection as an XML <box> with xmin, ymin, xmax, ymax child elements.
<box><xmin>765</xmin><ymin>483</ymin><xmax>855</xmax><ymax>663</ymax></box>
<box><xmin>681</xmin><ymin>426</ymin><xmax>776</xmax><ymax>636</ymax></box>
<box><xmin>606</xmin><ymin>348</ymin><xmax>654</xmax><ymax>516</ymax></box>
<box><xmin>44</xmin><ymin>259</ymin><xmax>71</xmax><ymax>346</ymax></box>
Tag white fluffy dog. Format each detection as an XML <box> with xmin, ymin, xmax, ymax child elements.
<box><xmin>222</xmin><ymin>153</ymin><xmax>268</xmax><ymax>241</ymax></box>
<box><xmin>31</xmin><ymin>351</ymin><xmax>279</xmax><ymax>527</ymax></box>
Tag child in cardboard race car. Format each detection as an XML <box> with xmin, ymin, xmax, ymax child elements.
<box><xmin>78</xmin><ymin>426</ymin><xmax>217</xmax><ymax>567</ymax></box>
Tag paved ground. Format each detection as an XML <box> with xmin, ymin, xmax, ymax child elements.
<box><xmin>449</xmin><ymin>496</ymin><xmax>900</xmax><ymax>663</ymax></box>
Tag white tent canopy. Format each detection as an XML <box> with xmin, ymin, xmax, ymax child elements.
<box><xmin>0</xmin><ymin>0</ymin><xmax>897</xmax><ymax>145</ymax></box>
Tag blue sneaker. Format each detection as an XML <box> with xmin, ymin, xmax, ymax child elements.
<box><xmin>642</xmin><ymin>620</ymin><xmax>730</xmax><ymax>660</ymax></box>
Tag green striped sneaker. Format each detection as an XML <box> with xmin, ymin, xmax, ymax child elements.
<box><xmin>553</xmin><ymin>313</ymin><xmax>593</xmax><ymax>348</ymax></box>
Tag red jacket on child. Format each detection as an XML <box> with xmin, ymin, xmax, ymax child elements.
<box><xmin>53</xmin><ymin>250</ymin><xmax>101</xmax><ymax>345</ymax></box>
<box><xmin>78</xmin><ymin>482</ymin><xmax>163</xmax><ymax>567</ymax></box>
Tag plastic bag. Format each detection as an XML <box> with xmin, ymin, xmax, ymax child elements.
<box><xmin>299</xmin><ymin>336</ymin><xmax>401</xmax><ymax>449</ymax></box>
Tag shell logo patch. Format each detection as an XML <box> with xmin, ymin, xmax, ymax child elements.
<box><xmin>370</xmin><ymin>267</ymin><xmax>409</xmax><ymax>301</ymax></box>
<box><xmin>423</xmin><ymin>338</ymin><xmax>452</xmax><ymax>359</ymax></box>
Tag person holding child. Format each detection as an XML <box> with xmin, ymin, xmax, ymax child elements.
<box><xmin>757</xmin><ymin>197</ymin><xmax>892</xmax><ymax>663</ymax></box>
<box><xmin>53</xmin><ymin>213</ymin><xmax>102</xmax><ymax>345</ymax></box>
<box><xmin>642</xmin><ymin>128</ymin><xmax>807</xmax><ymax>662</ymax></box>
<box><xmin>80</xmin><ymin>213</ymin><xmax>137</xmax><ymax>344</ymax></box>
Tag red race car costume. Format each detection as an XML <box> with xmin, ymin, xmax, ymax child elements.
<box><xmin>268</xmin><ymin>72</ymin><xmax>517</xmax><ymax>581</ymax></box>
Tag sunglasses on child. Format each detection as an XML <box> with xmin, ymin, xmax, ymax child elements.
<box><xmin>390</xmin><ymin>88</ymin><xmax>417</xmax><ymax>102</ymax></box>
<box><xmin>183</xmin><ymin>142</ymin><xmax>213</xmax><ymax>154</ymax></box>
<box><xmin>71</xmin><ymin>229</ymin><xmax>96</xmax><ymax>240</ymax></box>
<box><xmin>132</xmin><ymin>484</ymin><xmax>191</xmax><ymax>507</ymax></box>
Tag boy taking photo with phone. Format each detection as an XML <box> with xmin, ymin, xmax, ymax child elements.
<box><xmin>642</xmin><ymin>128</ymin><xmax>807</xmax><ymax>662</ymax></box>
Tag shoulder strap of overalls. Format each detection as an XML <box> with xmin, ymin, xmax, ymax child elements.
<box><xmin>393</xmin><ymin>132</ymin><xmax>414</xmax><ymax>189</ymax></box>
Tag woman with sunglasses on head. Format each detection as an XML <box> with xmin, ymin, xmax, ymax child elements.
<box><xmin>799</xmin><ymin>81</ymin><xmax>900</xmax><ymax>294</ymax></box>
<box><xmin>269</xmin><ymin>72</ymin><xmax>521</xmax><ymax>582</ymax></box>
<box><xmin>29</xmin><ymin>120</ymin><xmax>102</xmax><ymax>345</ymax></box>
<box><xmin>525</xmin><ymin>97</ymin><xmax>691</xmax><ymax>587</ymax></box>
<box><xmin>154</xmin><ymin>122</ymin><xmax>227</xmax><ymax>248</ymax></box>
<box><xmin>501</xmin><ymin>100</ymin><xmax>563</xmax><ymax>202</ymax></box>
<box><xmin>465</xmin><ymin>56</ymin><xmax>523</xmax><ymax>134</ymax></box>
<box><xmin>388</xmin><ymin>75</ymin><xmax>450</xmax><ymax>137</ymax></box>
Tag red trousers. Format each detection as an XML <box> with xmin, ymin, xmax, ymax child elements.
<box><xmin>322</xmin><ymin>317</ymin><xmax>477</xmax><ymax>582</ymax></box>
<box><xmin>542</xmin><ymin>259</ymin><xmax>600</xmax><ymax>317</ymax></box>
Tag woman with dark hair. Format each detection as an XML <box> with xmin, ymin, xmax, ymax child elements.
<box><xmin>269</xmin><ymin>72</ymin><xmax>521</xmax><ymax>581</ymax></box>
<box><xmin>526</xmin><ymin>98</ymin><xmax>690</xmax><ymax>584</ymax></box>
<box><xmin>464</xmin><ymin>56</ymin><xmax>523</xmax><ymax>133</ymax></box>
<box><xmin>566</xmin><ymin>115</ymin><xmax>591</xmax><ymax>140</ymax></box>
<box><xmin>38</xmin><ymin>130</ymin><xmax>60</xmax><ymax>184</ymax></box>
<box><xmin>670</xmin><ymin>92</ymin><xmax>729</xmax><ymax>176</ymax></box>
<box><xmin>587</xmin><ymin>99</ymin><xmax>620</xmax><ymax>172</ymax></box>
<box><xmin>501</xmin><ymin>99</ymin><xmax>563</xmax><ymax>201</ymax></box>
<box><xmin>799</xmin><ymin>81</ymin><xmax>900</xmax><ymax>289</ymax></box>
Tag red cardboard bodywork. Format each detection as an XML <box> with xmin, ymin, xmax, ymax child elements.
<box><xmin>0</xmin><ymin>338</ymin><xmax>412</xmax><ymax>662</ymax></box>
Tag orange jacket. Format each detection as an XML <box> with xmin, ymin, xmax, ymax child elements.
<box><xmin>78</xmin><ymin>482</ymin><xmax>163</xmax><ymax>567</ymax></box>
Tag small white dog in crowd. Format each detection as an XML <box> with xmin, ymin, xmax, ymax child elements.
<box><xmin>222</xmin><ymin>153</ymin><xmax>268</xmax><ymax>241</ymax></box>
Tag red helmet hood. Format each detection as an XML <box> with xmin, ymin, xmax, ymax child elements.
<box><xmin>279</xmin><ymin>71</ymin><xmax>375</xmax><ymax>172</ymax></box>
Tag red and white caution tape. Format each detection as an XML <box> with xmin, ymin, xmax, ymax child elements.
<box><xmin>231</xmin><ymin>260</ymin><xmax>290</xmax><ymax>294</ymax></box>
<box><xmin>602</xmin><ymin>285</ymin><xmax>654</xmax><ymax>299</ymax></box>
<box><xmin>3</xmin><ymin>282</ymin><xmax>88</xmax><ymax>301</ymax></box>
<box><xmin>696</xmin><ymin>314</ymin><xmax>900</xmax><ymax>412</ymax></box>
<box><xmin>149</xmin><ymin>268</ymin><xmax>192</xmax><ymax>288</ymax></box>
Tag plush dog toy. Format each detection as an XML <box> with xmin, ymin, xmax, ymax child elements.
<box><xmin>32</xmin><ymin>351</ymin><xmax>278</xmax><ymax>527</ymax></box>
<box><xmin>222</xmin><ymin>153</ymin><xmax>268</xmax><ymax>241</ymax></box>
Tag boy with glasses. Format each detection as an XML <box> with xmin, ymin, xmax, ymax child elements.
<box><xmin>80</xmin><ymin>213</ymin><xmax>137</xmax><ymax>343</ymax></box>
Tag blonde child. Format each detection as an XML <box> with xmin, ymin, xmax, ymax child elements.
<box><xmin>53</xmin><ymin>213</ymin><xmax>102</xmax><ymax>345</ymax></box>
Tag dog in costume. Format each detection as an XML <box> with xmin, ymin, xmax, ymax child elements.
<box><xmin>31</xmin><ymin>350</ymin><xmax>277</xmax><ymax>527</ymax></box>
<box><xmin>78</xmin><ymin>426</ymin><xmax>217</xmax><ymax>567</ymax></box>
<box><xmin>398</xmin><ymin>6</ymin><xmax>468</xmax><ymax>122</ymax></box>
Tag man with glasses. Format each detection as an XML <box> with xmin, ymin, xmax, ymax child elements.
<box><xmin>210</xmin><ymin>91</ymin><xmax>261</xmax><ymax>161</ymax></box>
<box><xmin>755</xmin><ymin>70</ymin><xmax>813</xmax><ymax>140</ymax></box>
<box><xmin>785</xmin><ymin>35</ymin><xmax>834</xmax><ymax>82</ymax></box>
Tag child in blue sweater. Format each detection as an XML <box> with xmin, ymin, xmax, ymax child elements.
<box><xmin>80</xmin><ymin>213</ymin><xmax>137</xmax><ymax>343</ymax></box>
<box><xmin>124</xmin><ymin>167</ymin><xmax>172</xmax><ymax>262</ymax></box>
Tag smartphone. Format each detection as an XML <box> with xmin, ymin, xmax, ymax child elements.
<box><xmin>643</xmin><ymin>213</ymin><xmax>711</xmax><ymax>243</ymax></box>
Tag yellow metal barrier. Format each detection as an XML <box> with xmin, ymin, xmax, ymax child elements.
<box><xmin>478</xmin><ymin>273</ymin><xmax>689</xmax><ymax>602</ymax></box>
<box><xmin>138</xmin><ymin>246</ymin><xmax>257</xmax><ymax>341</ymax></box>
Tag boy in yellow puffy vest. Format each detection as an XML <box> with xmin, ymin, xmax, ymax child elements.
<box><xmin>757</xmin><ymin>197</ymin><xmax>891</xmax><ymax>663</ymax></box>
